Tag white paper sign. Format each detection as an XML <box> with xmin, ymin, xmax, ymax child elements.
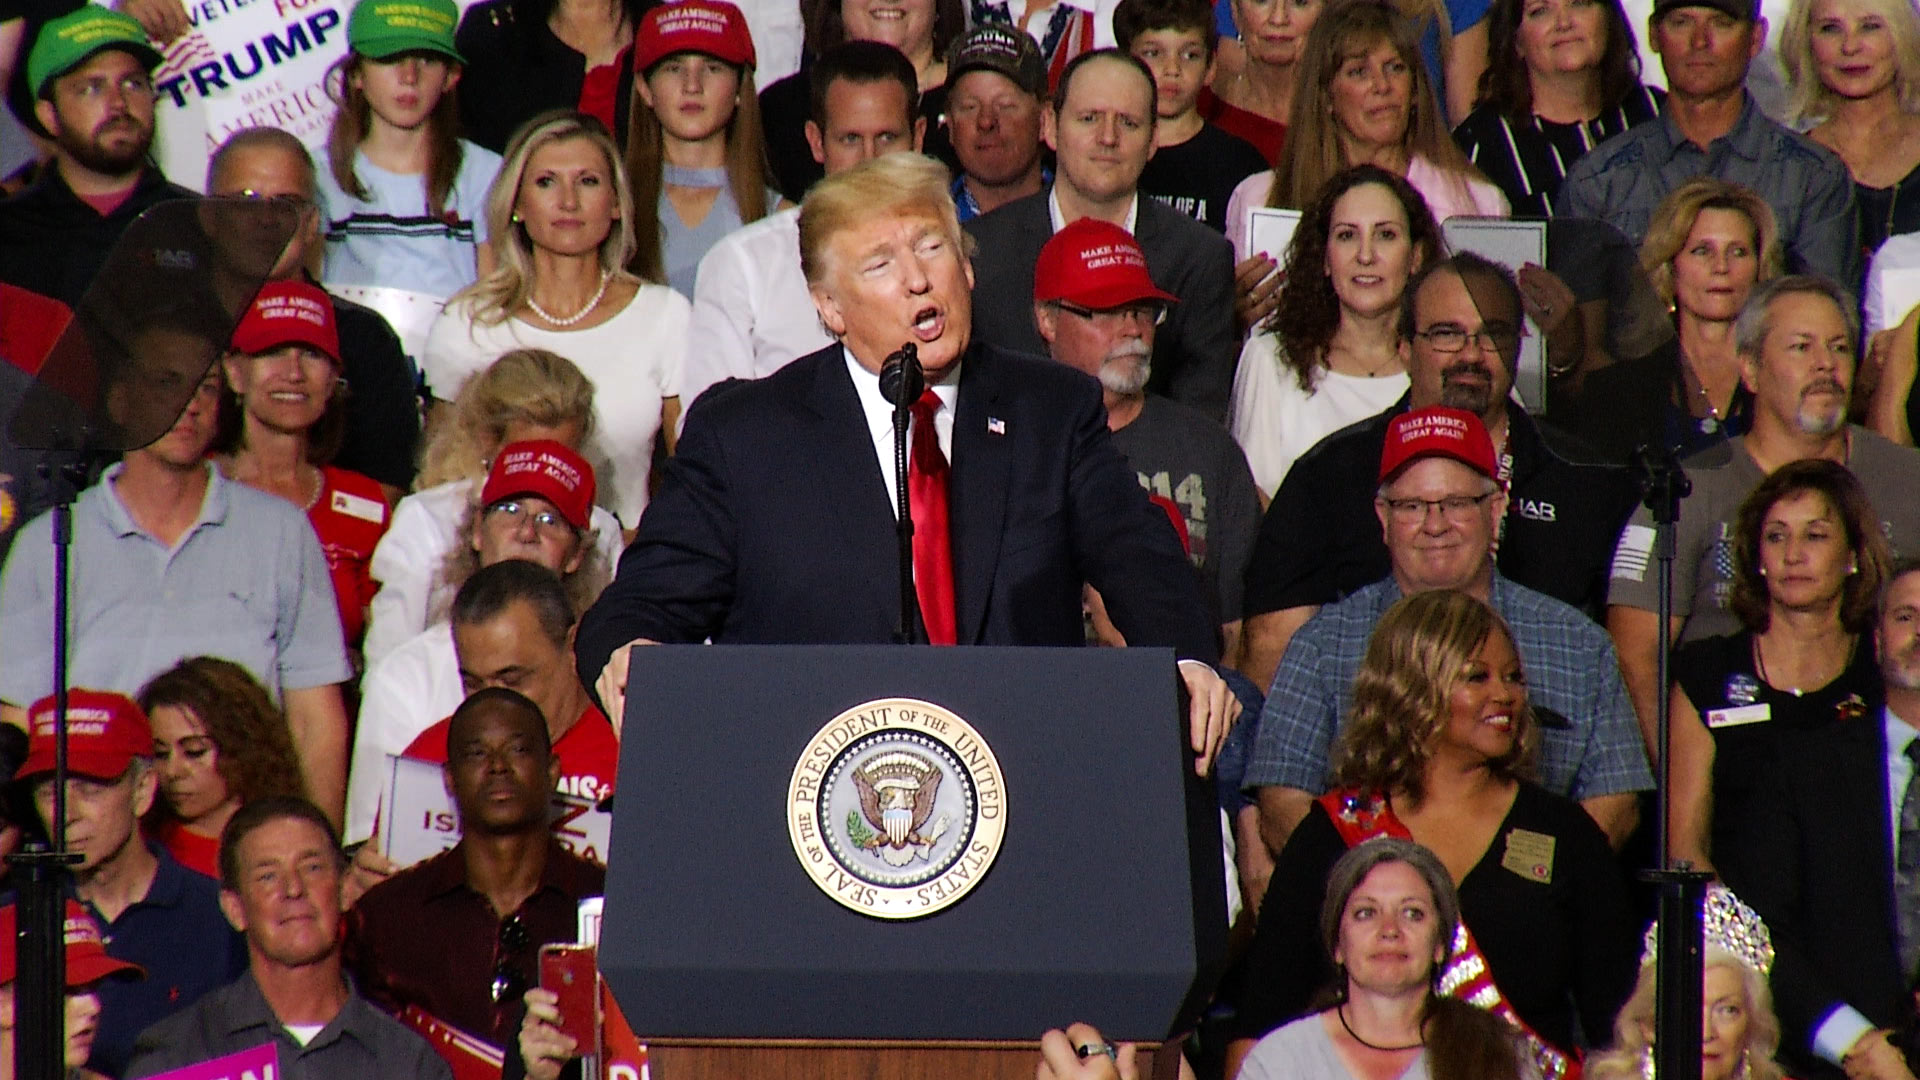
<box><xmin>326</xmin><ymin>284</ymin><xmax>446</xmax><ymax>362</ymax></box>
<box><xmin>125</xmin><ymin>0</ymin><xmax>351</xmax><ymax>192</ymax></box>
<box><xmin>1245</xmin><ymin>208</ymin><xmax>1303</xmax><ymax>264</ymax></box>
<box><xmin>1441</xmin><ymin>217</ymin><xmax>1550</xmax><ymax>415</ymax></box>
<box><xmin>1880</xmin><ymin>269</ymin><xmax>1920</xmax><ymax>334</ymax></box>
<box><xmin>380</xmin><ymin>754</ymin><xmax>615</xmax><ymax>868</ymax></box>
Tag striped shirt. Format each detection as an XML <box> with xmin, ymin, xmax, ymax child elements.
<box><xmin>1453</xmin><ymin>85</ymin><xmax>1663</xmax><ymax>217</ymax></box>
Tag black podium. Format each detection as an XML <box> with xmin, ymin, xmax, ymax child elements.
<box><xmin>599</xmin><ymin>645</ymin><xmax>1228</xmax><ymax>1079</ymax></box>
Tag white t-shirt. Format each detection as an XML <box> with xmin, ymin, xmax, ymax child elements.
<box><xmin>363</xmin><ymin>478</ymin><xmax>626</xmax><ymax>666</ymax></box>
<box><xmin>344</xmin><ymin>622</ymin><xmax>462</xmax><ymax>846</ymax></box>
<box><xmin>1865</xmin><ymin>230</ymin><xmax>1920</xmax><ymax>335</ymax></box>
<box><xmin>421</xmin><ymin>286</ymin><xmax>691</xmax><ymax>527</ymax></box>
<box><xmin>317</xmin><ymin>142</ymin><xmax>504</xmax><ymax>303</ymax></box>
<box><xmin>1229</xmin><ymin>332</ymin><xmax>1411</xmax><ymax>497</ymax></box>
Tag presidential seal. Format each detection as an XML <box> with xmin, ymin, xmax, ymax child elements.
<box><xmin>787</xmin><ymin>697</ymin><xmax>1007</xmax><ymax>919</ymax></box>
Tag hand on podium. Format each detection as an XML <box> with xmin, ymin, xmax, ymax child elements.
<box><xmin>594</xmin><ymin>638</ymin><xmax>661</xmax><ymax>737</ymax></box>
<box><xmin>1037</xmin><ymin>1025</ymin><xmax>1140</xmax><ymax>1080</ymax></box>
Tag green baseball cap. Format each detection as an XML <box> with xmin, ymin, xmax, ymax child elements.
<box><xmin>27</xmin><ymin>9</ymin><xmax>163</xmax><ymax>100</ymax></box>
<box><xmin>348</xmin><ymin>0</ymin><xmax>465</xmax><ymax>63</ymax></box>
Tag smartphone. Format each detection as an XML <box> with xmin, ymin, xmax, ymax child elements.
<box><xmin>538</xmin><ymin>943</ymin><xmax>599</xmax><ymax>1050</ymax></box>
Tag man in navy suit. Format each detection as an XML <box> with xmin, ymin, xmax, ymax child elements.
<box><xmin>575</xmin><ymin>151</ymin><xmax>1238</xmax><ymax>774</ymax></box>
<box><xmin>963</xmin><ymin>49</ymin><xmax>1238</xmax><ymax>423</ymax></box>
<box><xmin>1720</xmin><ymin>560</ymin><xmax>1920</xmax><ymax>1080</ymax></box>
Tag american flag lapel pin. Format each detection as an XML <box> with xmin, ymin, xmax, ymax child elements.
<box><xmin>987</xmin><ymin>417</ymin><xmax>1006</xmax><ymax>435</ymax></box>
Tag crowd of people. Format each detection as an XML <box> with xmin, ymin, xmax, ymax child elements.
<box><xmin>0</xmin><ymin>0</ymin><xmax>1918</xmax><ymax>1073</ymax></box>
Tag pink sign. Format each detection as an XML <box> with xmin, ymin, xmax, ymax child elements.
<box><xmin>143</xmin><ymin>1043</ymin><xmax>280</xmax><ymax>1080</ymax></box>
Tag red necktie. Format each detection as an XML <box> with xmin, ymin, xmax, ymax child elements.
<box><xmin>909</xmin><ymin>389</ymin><xmax>957</xmax><ymax>645</ymax></box>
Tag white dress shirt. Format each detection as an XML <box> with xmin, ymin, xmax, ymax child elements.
<box><xmin>343</xmin><ymin>622</ymin><xmax>463</xmax><ymax>845</ymax></box>
<box><xmin>845</xmin><ymin>347</ymin><xmax>959</xmax><ymax>516</ymax></box>
<box><xmin>1048</xmin><ymin>188</ymin><xmax>1139</xmax><ymax>234</ymax></box>
<box><xmin>682</xmin><ymin>208</ymin><xmax>834</xmax><ymax>428</ymax></box>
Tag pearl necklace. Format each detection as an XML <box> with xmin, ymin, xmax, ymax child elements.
<box><xmin>527</xmin><ymin>270</ymin><xmax>612</xmax><ymax>328</ymax></box>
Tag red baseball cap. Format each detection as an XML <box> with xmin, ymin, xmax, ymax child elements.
<box><xmin>1034</xmin><ymin>219</ymin><xmax>1178</xmax><ymax>310</ymax></box>
<box><xmin>0</xmin><ymin>900</ymin><xmax>146</xmax><ymax>986</ymax></box>
<box><xmin>231</xmin><ymin>280</ymin><xmax>340</xmax><ymax>364</ymax></box>
<box><xmin>633</xmin><ymin>0</ymin><xmax>754</xmax><ymax>74</ymax></box>
<box><xmin>1378</xmin><ymin>406</ymin><xmax>1499</xmax><ymax>483</ymax></box>
<box><xmin>480</xmin><ymin>440</ymin><xmax>596</xmax><ymax>530</ymax></box>
<box><xmin>20</xmin><ymin>690</ymin><xmax>153</xmax><ymax>783</ymax></box>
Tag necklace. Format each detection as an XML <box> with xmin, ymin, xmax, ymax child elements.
<box><xmin>1752</xmin><ymin>632</ymin><xmax>1856</xmax><ymax>698</ymax></box>
<box><xmin>1337</xmin><ymin>1005</ymin><xmax>1424</xmax><ymax>1052</ymax></box>
<box><xmin>527</xmin><ymin>269</ymin><xmax>612</xmax><ymax>328</ymax></box>
<box><xmin>1681</xmin><ymin>354</ymin><xmax>1732</xmax><ymax>433</ymax></box>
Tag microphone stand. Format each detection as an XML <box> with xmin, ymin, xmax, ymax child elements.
<box><xmin>880</xmin><ymin>343</ymin><xmax>924</xmax><ymax>644</ymax></box>
<box><xmin>1632</xmin><ymin>444</ymin><xmax>1710</xmax><ymax>1080</ymax></box>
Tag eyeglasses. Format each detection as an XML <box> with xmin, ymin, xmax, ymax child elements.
<box><xmin>1380</xmin><ymin>492</ymin><xmax>1495</xmax><ymax>522</ymax></box>
<box><xmin>65</xmin><ymin>74</ymin><xmax>154</xmax><ymax>101</ymax></box>
<box><xmin>490</xmin><ymin>913</ymin><xmax>531</xmax><ymax>1005</ymax></box>
<box><xmin>1412</xmin><ymin>326</ymin><xmax>1521</xmax><ymax>354</ymax></box>
<box><xmin>485</xmin><ymin>500</ymin><xmax>574</xmax><ymax>535</ymax></box>
<box><xmin>1054</xmin><ymin>299</ymin><xmax>1169</xmax><ymax>327</ymax></box>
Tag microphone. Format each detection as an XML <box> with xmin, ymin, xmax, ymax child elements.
<box><xmin>879</xmin><ymin>343</ymin><xmax>923</xmax><ymax>408</ymax></box>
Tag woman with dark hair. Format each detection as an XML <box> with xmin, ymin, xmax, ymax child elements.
<box><xmin>139</xmin><ymin>658</ymin><xmax>306</xmax><ymax>879</ymax></box>
<box><xmin>1667</xmin><ymin>459</ymin><xmax>1891</xmax><ymax>871</ymax></box>
<box><xmin>1228</xmin><ymin>164</ymin><xmax>1441</xmax><ymax>496</ymax></box>
<box><xmin>454</xmin><ymin>0</ymin><xmax>651</xmax><ymax>154</ymax></box>
<box><xmin>1450</xmin><ymin>0</ymin><xmax>1661</xmax><ymax>217</ymax></box>
<box><xmin>1568</xmin><ymin>178</ymin><xmax>1785</xmax><ymax>460</ymax></box>
<box><xmin>625</xmin><ymin>0</ymin><xmax>781</xmax><ymax>297</ymax></box>
<box><xmin>757</xmin><ymin>0</ymin><xmax>964</xmax><ymax>200</ymax></box>
<box><xmin>1225</xmin><ymin>0</ymin><xmax>1506</xmax><ymax>320</ymax></box>
<box><xmin>1228</xmin><ymin>589</ymin><xmax>1638</xmax><ymax>1080</ymax></box>
<box><xmin>1239</xmin><ymin>837</ymin><xmax>1534</xmax><ymax>1080</ymax></box>
<box><xmin>215</xmin><ymin>281</ymin><xmax>392</xmax><ymax>650</ymax></box>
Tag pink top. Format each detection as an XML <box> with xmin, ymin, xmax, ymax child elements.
<box><xmin>1224</xmin><ymin>154</ymin><xmax>1511</xmax><ymax>262</ymax></box>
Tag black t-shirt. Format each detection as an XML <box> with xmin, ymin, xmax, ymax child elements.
<box><xmin>1137</xmin><ymin>122</ymin><xmax>1268</xmax><ymax>235</ymax></box>
<box><xmin>1242</xmin><ymin>398</ymin><xmax>1639</xmax><ymax>619</ymax></box>
<box><xmin>759</xmin><ymin>66</ymin><xmax>956</xmax><ymax>203</ymax></box>
<box><xmin>1236</xmin><ymin>784</ymin><xmax>1639</xmax><ymax>1053</ymax></box>
<box><xmin>328</xmin><ymin>290</ymin><xmax>421</xmax><ymax>492</ymax></box>
<box><xmin>1673</xmin><ymin>630</ymin><xmax>1883</xmax><ymax>861</ymax></box>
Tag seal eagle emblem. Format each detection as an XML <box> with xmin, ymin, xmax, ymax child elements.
<box><xmin>787</xmin><ymin>697</ymin><xmax>1007</xmax><ymax>919</ymax></box>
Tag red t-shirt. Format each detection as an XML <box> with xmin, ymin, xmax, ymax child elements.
<box><xmin>1197</xmin><ymin>87</ymin><xmax>1287</xmax><ymax>167</ymax></box>
<box><xmin>402</xmin><ymin>703</ymin><xmax>619</xmax><ymax>805</ymax></box>
<box><xmin>310</xmin><ymin>465</ymin><xmax>391</xmax><ymax>646</ymax></box>
<box><xmin>151</xmin><ymin>818</ymin><xmax>221</xmax><ymax>880</ymax></box>
<box><xmin>577</xmin><ymin>50</ymin><xmax>628</xmax><ymax>135</ymax></box>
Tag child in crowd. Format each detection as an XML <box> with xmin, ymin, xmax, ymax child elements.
<box><xmin>1118</xmin><ymin>0</ymin><xmax>1270</xmax><ymax>234</ymax></box>
<box><xmin>626</xmin><ymin>0</ymin><xmax>779</xmax><ymax>297</ymax></box>
<box><xmin>319</xmin><ymin>0</ymin><xmax>504</xmax><ymax>304</ymax></box>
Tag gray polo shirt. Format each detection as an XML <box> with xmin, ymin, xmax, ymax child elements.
<box><xmin>1557</xmin><ymin>92</ymin><xmax>1858</xmax><ymax>288</ymax></box>
<box><xmin>125</xmin><ymin>971</ymin><xmax>452</xmax><ymax>1080</ymax></box>
<box><xmin>0</xmin><ymin>462</ymin><xmax>351</xmax><ymax>705</ymax></box>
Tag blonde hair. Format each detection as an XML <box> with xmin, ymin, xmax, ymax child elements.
<box><xmin>433</xmin><ymin>499</ymin><xmax>612</xmax><ymax>626</ymax></box>
<box><xmin>1638</xmin><ymin>178</ymin><xmax>1785</xmax><ymax>309</ymax></box>
<box><xmin>1267</xmin><ymin>0</ymin><xmax>1484</xmax><ymax>211</ymax></box>
<box><xmin>798</xmin><ymin>152</ymin><xmax>966</xmax><ymax>287</ymax></box>
<box><xmin>415</xmin><ymin>348</ymin><xmax>596</xmax><ymax>490</ymax></box>
<box><xmin>454</xmin><ymin>111</ymin><xmax>642</xmax><ymax>325</ymax></box>
<box><xmin>1779</xmin><ymin>0</ymin><xmax>1920</xmax><ymax>126</ymax></box>
<box><xmin>1584</xmin><ymin>952</ymin><xmax>1787</xmax><ymax>1080</ymax></box>
<box><xmin>1330</xmin><ymin>589</ymin><xmax>1537</xmax><ymax>805</ymax></box>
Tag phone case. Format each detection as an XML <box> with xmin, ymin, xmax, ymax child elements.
<box><xmin>538</xmin><ymin>943</ymin><xmax>599</xmax><ymax>1049</ymax></box>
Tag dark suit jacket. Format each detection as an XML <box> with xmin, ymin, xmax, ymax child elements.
<box><xmin>962</xmin><ymin>192</ymin><xmax>1238</xmax><ymax>423</ymax></box>
<box><xmin>575</xmin><ymin>341</ymin><xmax>1219</xmax><ymax>683</ymax></box>
<box><xmin>1718</xmin><ymin>716</ymin><xmax>1912</xmax><ymax>1080</ymax></box>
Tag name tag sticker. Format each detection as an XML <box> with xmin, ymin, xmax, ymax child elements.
<box><xmin>332</xmin><ymin>489</ymin><xmax>387</xmax><ymax>524</ymax></box>
<box><xmin>1501</xmin><ymin>827</ymin><xmax>1555</xmax><ymax>885</ymax></box>
<box><xmin>1705</xmin><ymin>703</ymin><xmax>1773</xmax><ymax>729</ymax></box>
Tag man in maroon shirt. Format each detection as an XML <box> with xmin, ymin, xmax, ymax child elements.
<box><xmin>345</xmin><ymin>688</ymin><xmax>603</xmax><ymax>1053</ymax></box>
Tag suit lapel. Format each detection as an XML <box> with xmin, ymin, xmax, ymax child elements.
<box><xmin>802</xmin><ymin>349</ymin><xmax>898</xmax><ymax>635</ymax></box>
<box><xmin>949</xmin><ymin>345</ymin><xmax>1013</xmax><ymax>644</ymax></box>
